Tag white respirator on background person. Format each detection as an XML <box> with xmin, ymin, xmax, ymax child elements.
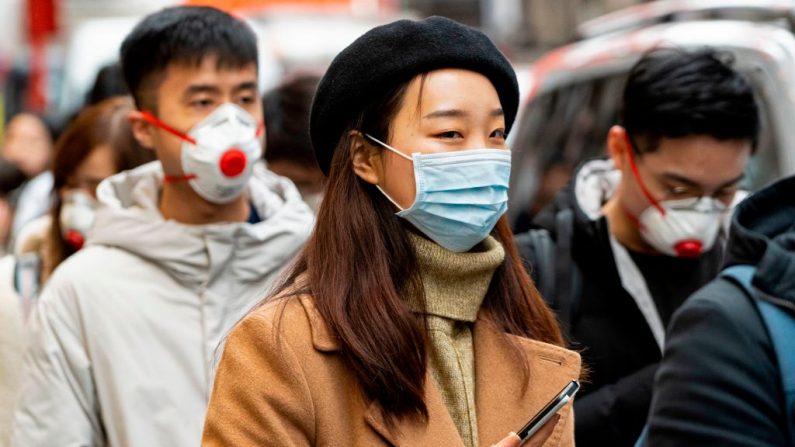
<box><xmin>142</xmin><ymin>103</ymin><xmax>263</xmax><ymax>204</ymax></box>
<box><xmin>624</xmin><ymin>134</ymin><xmax>727</xmax><ymax>258</ymax></box>
<box><xmin>637</xmin><ymin>197</ymin><xmax>726</xmax><ymax>258</ymax></box>
<box><xmin>60</xmin><ymin>189</ymin><xmax>98</xmax><ymax>251</ymax></box>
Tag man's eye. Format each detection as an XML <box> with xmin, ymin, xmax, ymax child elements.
<box><xmin>669</xmin><ymin>186</ymin><xmax>691</xmax><ymax>196</ymax></box>
<box><xmin>191</xmin><ymin>99</ymin><xmax>214</xmax><ymax>108</ymax></box>
<box><xmin>238</xmin><ymin>96</ymin><xmax>256</xmax><ymax>105</ymax></box>
<box><xmin>715</xmin><ymin>188</ymin><xmax>737</xmax><ymax>200</ymax></box>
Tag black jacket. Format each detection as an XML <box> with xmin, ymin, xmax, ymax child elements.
<box><xmin>516</xmin><ymin>159</ymin><xmax>724</xmax><ymax>446</ymax></box>
<box><xmin>646</xmin><ymin>175</ymin><xmax>795</xmax><ymax>446</ymax></box>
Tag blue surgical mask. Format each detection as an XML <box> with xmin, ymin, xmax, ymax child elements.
<box><xmin>365</xmin><ymin>134</ymin><xmax>511</xmax><ymax>252</ymax></box>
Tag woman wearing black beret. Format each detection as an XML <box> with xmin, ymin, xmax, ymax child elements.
<box><xmin>203</xmin><ymin>16</ymin><xmax>581</xmax><ymax>447</ymax></box>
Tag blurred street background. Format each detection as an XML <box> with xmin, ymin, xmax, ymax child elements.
<box><xmin>0</xmin><ymin>0</ymin><xmax>647</xmax><ymax>132</ymax></box>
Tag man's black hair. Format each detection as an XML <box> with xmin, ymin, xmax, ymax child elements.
<box><xmin>120</xmin><ymin>6</ymin><xmax>258</xmax><ymax>111</ymax></box>
<box><xmin>621</xmin><ymin>48</ymin><xmax>759</xmax><ymax>153</ymax></box>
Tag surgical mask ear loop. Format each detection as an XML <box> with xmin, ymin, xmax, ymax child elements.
<box><xmin>364</xmin><ymin>133</ymin><xmax>412</xmax><ymax>211</ymax></box>
<box><xmin>364</xmin><ymin>133</ymin><xmax>413</xmax><ymax>161</ymax></box>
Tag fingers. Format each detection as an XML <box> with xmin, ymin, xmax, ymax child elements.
<box><xmin>525</xmin><ymin>414</ymin><xmax>561</xmax><ymax>447</ymax></box>
<box><xmin>491</xmin><ymin>431</ymin><xmax>521</xmax><ymax>447</ymax></box>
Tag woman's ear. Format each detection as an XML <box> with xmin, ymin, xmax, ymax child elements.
<box><xmin>128</xmin><ymin>110</ymin><xmax>156</xmax><ymax>151</ymax></box>
<box><xmin>607</xmin><ymin>125</ymin><xmax>629</xmax><ymax>171</ymax></box>
<box><xmin>349</xmin><ymin>131</ymin><xmax>382</xmax><ymax>185</ymax></box>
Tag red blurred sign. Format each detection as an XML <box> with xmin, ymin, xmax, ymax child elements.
<box><xmin>26</xmin><ymin>0</ymin><xmax>58</xmax><ymax>112</ymax></box>
<box><xmin>27</xmin><ymin>0</ymin><xmax>58</xmax><ymax>41</ymax></box>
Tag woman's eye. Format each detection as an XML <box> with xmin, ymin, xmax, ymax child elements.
<box><xmin>491</xmin><ymin>129</ymin><xmax>507</xmax><ymax>139</ymax></box>
<box><xmin>437</xmin><ymin>131</ymin><xmax>463</xmax><ymax>139</ymax></box>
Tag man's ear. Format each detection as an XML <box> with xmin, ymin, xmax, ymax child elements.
<box><xmin>128</xmin><ymin>110</ymin><xmax>156</xmax><ymax>151</ymax></box>
<box><xmin>349</xmin><ymin>131</ymin><xmax>382</xmax><ymax>185</ymax></box>
<box><xmin>607</xmin><ymin>125</ymin><xmax>629</xmax><ymax>171</ymax></box>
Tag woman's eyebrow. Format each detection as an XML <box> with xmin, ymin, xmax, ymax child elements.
<box><xmin>422</xmin><ymin>108</ymin><xmax>503</xmax><ymax>119</ymax></box>
<box><xmin>423</xmin><ymin>109</ymin><xmax>466</xmax><ymax>119</ymax></box>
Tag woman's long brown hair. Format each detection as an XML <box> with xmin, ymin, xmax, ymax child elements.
<box><xmin>269</xmin><ymin>75</ymin><xmax>564</xmax><ymax>428</ymax></box>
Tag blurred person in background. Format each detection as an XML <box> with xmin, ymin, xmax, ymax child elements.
<box><xmin>85</xmin><ymin>62</ymin><xmax>129</xmax><ymax>107</ymax></box>
<box><xmin>203</xmin><ymin>16</ymin><xmax>580</xmax><ymax>447</ymax></box>
<box><xmin>515</xmin><ymin>48</ymin><xmax>759</xmax><ymax>446</ymax></box>
<box><xmin>0</xmin><ymin>158</ymin><xmax>28</xmax><ymax>252</ymax></box>
<box><xmin>1</xmin><ymin>113</ymin><xmax>55</xmax><ymax>249</ymax></box>
<box><xmin>0</xmin><ymin>95</ymin><xmax>154</xmax><ymax>446</ymax></box>
<box><xmin>262</xmin><ymin>73</ymin><xmax>325</xmax><ymax>212</ymax></box>
<box><xmin>11</xmin><ymin>6</ymin><xmax>313</xmax><ymax>446</ymax></box>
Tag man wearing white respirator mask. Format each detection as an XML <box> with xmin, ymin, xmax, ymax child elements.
<box><xmin>515</xmin><ymin>48</ymin><xmax>758</xmax><ymax>447</ymax></box>
<box><xmin>11</xmin><ymin>7</ymin><xmax>313</xmax><ymax>447</ymax></box>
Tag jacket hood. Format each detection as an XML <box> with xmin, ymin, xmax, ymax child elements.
<box><xmin>726</xmin><ymin>175</ymin><xmax>795</xmax><ymax>308</ymax></box>
<box><xmin>532</xmin><ymin>158</ymin><xmax>620</xmax><ymax>282</ymax></box>
<box><xmin>89</xmin><ymin>161</ymin><xmax>314</xmax><ymax>288</ymax></box>
<box><xmin>534</xmin><ymin>158</ymin><xmax>618</xmax><ymax>238</ymax></box>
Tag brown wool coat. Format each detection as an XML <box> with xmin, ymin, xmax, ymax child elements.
<box><xmin>202</xmin><ymin>295</ymin><xmax>581</xmax><ymax>447</ymax></box>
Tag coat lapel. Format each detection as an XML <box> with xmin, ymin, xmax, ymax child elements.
<box><xmin>298</xmin><ymin>295</ymin><xmax>580</xmax><ymax>447</ymax></box>
<box><xmin>474</xmin><ymin>317</ymin><xmax>581</xmax><ymax>447</ymax></box>
<box><xmin>300</xmin><ymin>295</ymin><xmax>464</xmax><ymax>446</ymax></box>
<box><xmin>364</xmin><ymin>371</ymin><xmax>466</xmax><ymax>447</ymax></box>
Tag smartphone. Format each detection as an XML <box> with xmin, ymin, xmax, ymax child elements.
<box><xmin>517</xmin><ymin>380</ymin><xmax>580</xmax><ymax>445</ymax></box>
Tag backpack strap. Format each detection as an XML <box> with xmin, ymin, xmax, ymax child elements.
<box><xmin>721</xmin><ymin>265</ymin><xmax>795</xmax><ymax>444</ymax></box>
<box><xmin>514</xmin><ymin>210</ymin><xmax>582</xmax><ymax>335</ymax></box>
<box><xmin>554</xmin><ymin>209</ymin><xmax>581</xmax><ymax>334</ymax></box>
<box><xmin>756</xmin><ymin>300</ymin><xmax>795</xmax><ymax>445</ymax></box>
<box><xmin>515</xmin><ymin>228</ymin><xmax>555</xmax><ymax>304</ymax></box>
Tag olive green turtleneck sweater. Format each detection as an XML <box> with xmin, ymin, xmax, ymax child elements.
<box><xmin>405</xmin><ymin>234</ymin><xmax>506</xmax><ymax>447</ymax></box>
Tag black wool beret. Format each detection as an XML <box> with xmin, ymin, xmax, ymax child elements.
<box><xmin>310</xmin><ymin>15</ymin><xmax>519</xmax><ymax>175</ymax></box>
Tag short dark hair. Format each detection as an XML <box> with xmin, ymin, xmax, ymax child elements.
<box><xmin>85</xmin><ymin>63</ymin><xmax>128</xmax><ymax>106</ymax></box>
<box><xmin>120</xmin><ymin>6</ymin><xmax>258</xmax><ymax>111</ymax></box>
<box><xmin>621</xmin><ymin>48</ymin><xmax>759</xmax><ymax>153</ymax></box>
<box><xmin>262</xmin><ymin>73</ymin><xmax>321</xmax><ymax>170</ymax></box>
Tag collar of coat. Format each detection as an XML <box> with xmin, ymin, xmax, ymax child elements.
<box><xmin>297</xmin><ymin>295</ymin><xmax>581</xmax><ymax>446</ymax></box>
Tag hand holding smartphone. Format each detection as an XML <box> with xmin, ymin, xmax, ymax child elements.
<box><xmin>516</xmin><ymin>380</ymin><xmax>580</xmax><ymax>445</ymax></box>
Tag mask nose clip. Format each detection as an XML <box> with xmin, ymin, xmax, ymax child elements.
<box><xmin>219</xmin><ymin>148</ymin><xmax>247</xmax><ymax>177</ymax></box>
<box><xmin>674</xmin><ymin>240</ymin><xmax>703</xmax><ymax>258</ymax></box>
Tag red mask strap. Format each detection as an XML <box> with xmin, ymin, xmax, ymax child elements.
<box><xmin>624</xmin><ymin>133</ymin><xmax>665</xmax><ymax>216</ymax></box>
<box><xmin>256</xmin><ymin>121</ymin><xmax>265</xmax><ymax>137</ymax></box>
<box><xmin>163</xmin><ymin>174</ymin><xmax>197</xmax><ymax>183</ymax></box>
<box><xmin>140</xmin><ymin>111</ymin><xmax>198</xmax><ymax>183</ymax></box>
<box><xmin>140</xmin><ymin>111</ymin><xmax>197</xmax><ymax>145</ymax></box>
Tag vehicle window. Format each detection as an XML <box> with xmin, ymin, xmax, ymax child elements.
<box><xmin>510</xmin><ymin>73</ymin><xmax>626</xmax><ymax>228</ymax></box>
